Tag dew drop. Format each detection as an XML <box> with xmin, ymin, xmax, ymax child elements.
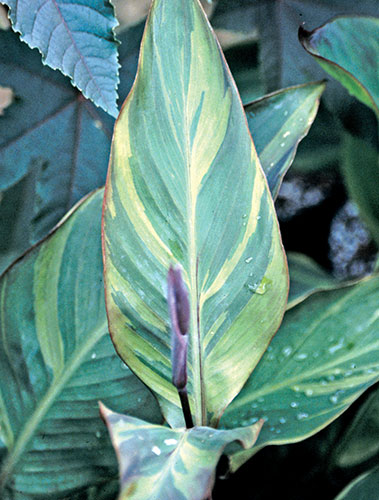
<box><xmin>95</xmin><ymin>431</ymin><xmax>101</xmax><ymax>438</ymax></box>
<box><xmin>297</xmin><ymin>412</ymin><xmax>309</xmax><ymax>420</ymax></box>
<box><xmin>280</xmin><ymin>142</ymin><xmax>285</xmax><ymax>147</ymax></box>
<box><xmin>276</xmin><ymin>429</ymin><xmax>281</xmax><ymax>434</ymax></box>
<box><xmin>282</xmin><ymin>346</ymin><xmax>293</xmax><ymax>357</ymax></box>
<box><xmin>245</xmin><ymin>257</ymin><xmax>253</xmax><ymax>264</ymax></box>
<box><xmin>91</xmin><ymin>353</ymin><xmax>97</xmax><ymax>360</ymax></box>
<box><xmin>290</xmin><ymin>402</ymin><xmax>298</xmax><ymax>408</ymax></box>
<box><xmin>258</xmin><ymin>397</ymin><xmax>264</xmax><ymax>403</ymax></box>
<box><xmin>329</xmin><ymin>395</ymin><xmax>338</xmax><ymax>404</ymax></box>
<box><xmin>284</xmin><ymin>110</ymin><xmax>289</xmax><ymax>116</ymax></box>
<box><xmin>164</xmin><ymin>438</ymin><xmax>178</xmax><ymax>446</ymax></box>
<box><xmin>270</xmin><ymin>162</ymin><xmax>275</xmax><ymax>167</ymax></box>
<box><xmin>279</xmin><ymin>417</ymin><xmax>286</xmax><ymax>424</ymax></box>
<box><xmin>305</xmin><ymin>389</ymin><xmax>314</xmax><ymax>396</ymax></box>
<box><xmin>257</xmin><ymin>215</ymin><xmax>261</xmax><ymax>220</ymax></box>
<box><xmin>293</xmin><ymin>385</ymin><xmax>300</xmax><ymax>392</ymax></box>
<box><xmin>242</xmin><ymin>213</ymin><xmax>247</xmax><ymax>218</ymax></box>
<box><xmin>242</xmin><ymin>222</ymin><xmax>247</xmax><ymax>226</ymax></box>
<box><xmin>269</xmin><ymin>426</ymin><xmax>275</xmax><ymax>432</ymax></box>
<box><xmin>255</xmin><ymin>277</ymin><xmax>272</xmax><ymax>295</ymax></box>
<box><xmin>329</xmin><ymin>340</ymin><xmax>344</xmax><ymax>354</ymax></box>
<box><xmin>295</xmin><ymin>353</ymin><xmax>308</xmax><ymax>360</ymax></box>
<box><xmin>283</xmin><ymin>131</ymin><xmax>290</xmax><ymax>138</ymax></box>
<box><xmin>152</xmin><ymin>446</ymin><xmax>161</xmax><ymax>456</ymax></box>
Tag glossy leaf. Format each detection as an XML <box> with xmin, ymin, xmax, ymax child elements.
<box><xmin>299</xmin><ymin>16</ymin><xmax>379</xmax><ymax>117</ymax></box>
<box><xmin>102</xmin><ymin>0</ymin><xmax>288</xmax><ymax>427</ymax></box>
<box><xmin>100</xmin><ymin>404</ymin><xmax>262</xmax><ymax>500</ymax></box>
<box><xmin>0</xmin><ymin>24</ymin><xmax>143</xmax><ymax>273</ymax></box>
<box><xmin>335</xmin><ymin>466</ymin><xmax>379</xmax><ymax>500</ymax></box>
<box><xmin>0</xmin><ymin>190</ymin><xmax>161</xmax><ymax>498</ymax></box>
<box><xmin>245</xmin><ymin>82</ymin><xmax>325</xmax><ymax>199</ymax></box>
<box><xmin>287</xmin><ymin>252</ymin><xmax>339</xmax><ymax>309</ymax></box>
<box><xmin>341</xmin><ymin>133</ymin><xmax>379</xmax><ymax>246</ymax></box>
<box><xmin>219</xmin><ymin>275</ymin><xmax>379</xmax><ymax>471</ymax></box>
<box><xmin>3</xmin><ymin>0</ymin><xmax>120</xmax><ymax>116</ymax></box>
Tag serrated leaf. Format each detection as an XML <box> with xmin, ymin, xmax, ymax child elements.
<box><xmin>0</xmin><ymin>24</ymin><xmax>143</xmax><ymax>273</ymax></box>
<box><xmin>335</xmin><ymin>466</ymin><xmax>379</xmax><ymax>500</ymax></box>
<box><xmin>3</xmin><ymin>0</ymin><xmax>120</xmax><ymax>116</ymax></box>
<box><xmin>245</xmin><ymin>81</ymin><xmax>325</xmax><ymax>199</ymax></box>
<box><xmin>287</xmin><ymin>252</ymin><xmax>339</xmax><ymax>309</ymax></box>
<box><xmin>299</xmin><ymin>16</ymin><xmax>379</xmax><ymax>117</ymax></box>
<box><xmin>0</xmin><ymin>190</ymin><xmax>161</xmax><ymax>498</ymax></box>
<box><xmin>219</xmin><ymin>276</ymin><xmax>379</xmax><ymax>471</ymax></box>
<box><xmin>100</xmin><ymin>404</ymin><xmax>262</xmax><ymax>500</ymax></box>
<box><xmin>102</xmin><ymin>0</ymin><xmax>288</xmax><ymax>427</ymax></box>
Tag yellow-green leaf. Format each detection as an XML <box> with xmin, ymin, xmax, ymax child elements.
<box><xmin>102</xmin><ymin>0</ymin><xmax>288</xmax><ymax>427</ymax></box>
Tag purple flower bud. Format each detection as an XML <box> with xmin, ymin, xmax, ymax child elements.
<box><xmin>167</xmin><ymin>265</ymin><xmax>190</xmax><ymax>336</ymax></box>
<box><xmin>167</xmin><ymin>265</ymin><xmax>190</xmax><ymax>390</ymax></box>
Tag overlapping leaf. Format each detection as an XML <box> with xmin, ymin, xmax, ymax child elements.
<box><xmin>287</xmin><ymin>252</ymin><xmax>339</xmax><ymax>309</ymax></box>
<box><xmin>219</xmin><ymin>275</ymin><xmax>379</xmax><ymax>470</ymax></box>
<box><xmin>245</xmin><ymin>81</ymin><xmax>325</xmax><ymax>198</ymax></box>
<box><xmin>3</xmin><ymin>0</ymin><xmax>120</xmax><ymax>116</ymax></box>
<box><xmin>0</xmin><ymin>24</ymin><xmax>144</xmax><ymax>273</ymax></box>
<box><xmin>100</xmin><ymin>404</ymin><xmax>262</xmax><ymax>500</ymax></box>
<box><xmin>0</xmin><ymin>190</ymin><xmax>161</xmax><ymax>498</ymax></box>
<box><xmin>335</xmin><ymin>466</ymin><xmax>379</xmax><ymax>500</ymax></box>
<box><xmin>299</xmin><ymin>16</ymin><xmax>379</xmax><ymax>117</ymax></box>
<box><xmin>211</xmin><ymin>0</ymin><xmax>378</xmax><ymax>102</ymax></box>
<box><xmin>102</xmin><ymin>0</ymin><xmax>288</xmax><ymax>427</ymax></box>
<box><xmin>341</xmin><ymin>133</ymin><xmax>379</xmax><ymax>246</ymax></box>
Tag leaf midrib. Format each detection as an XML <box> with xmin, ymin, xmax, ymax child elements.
<box><xmin>0</xmin><ymin>320</ymin><xmax>107</xmax><ymax>489</ymax></box>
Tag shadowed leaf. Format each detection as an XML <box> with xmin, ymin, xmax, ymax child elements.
<box><xmin>299</xmin><ymin>16</ymin><xmax>379</xmax><ymax>117</ymax></box>
<box><xmin>335</xmin><ymin>466</ymin><xmax>379</xmax><ymax>500</ymax></box>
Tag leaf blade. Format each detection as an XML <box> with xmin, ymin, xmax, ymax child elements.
<box><xmin>103</xmin><ymin>0</ymin><xmax>288</xmax><ymax>426</ymax></box>
<box><xmin>220</xmin><ymin>275</ymin><xmax>379</xmax><ymax>470</ymax></box>
<box><xmin>0</xmin><ymin>190</ymin><xmax>161</xmax><ymax>497</ymax></box>
<box><xmin>100</xmin><ymin>404</ymin><xmax>262</xmax><ymax>500</ymax></box>
<box><xmin>4</xmin><ymin>0</ymin><xmax>120</xmax><ymax>116</ymax></box>
<box><xmin>299</xmin><ymin>16</ymin><xmax>379</xmax><ymax>116</ymax></box>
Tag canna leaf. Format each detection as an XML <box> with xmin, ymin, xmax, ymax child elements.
<box><xmin>100</xmin><ymin>404</ymin><xmax>263</xmax><ymax>500</ymax></box>
<box><xmin>245</xmin><ymin>81</ymin><xmax>325</xmax><ymax>199</ymax></box>
<box><xmin>102</xmin><ymin>0</ymin><xmax>288</xmax><ymax>427</ymax></box>
<box><xmin>3</xmin><ymin>0</ymin><xmax>120</xmax><ymax>117</ymax></box>
<box><xmin>219</xmin><ymin>275</ymin><xmax>379</xmax><ymax>471</ymax></box>
<box><xmin>0</xmin><ymin>190</ymin><xmax>161</xmax><ymax>498</ymax></box>
<box><xmin>287</xmin><ymin>252</ymin><xmax>340</xmax><ymax>309</ymax></box>
<box><xmin>299</xmin><ymin>16</ymin><xmax>379</xmax><ymax>117</ymax></box>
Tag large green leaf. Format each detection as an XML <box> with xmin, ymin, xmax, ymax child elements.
<box><xmin>0</xmin><ymin>189</ymin><xmax>161</xmax><ymax>498</ymax></box>
<box><xmin>100</xmin><ymin>404</ymin><xmax>262</xmax><ymax>500</ymax></box>
<box><xmin>287</xmin><ymin>252</ymin><xmax>339</xmax><ymax>309</ymax></box>
<box><xmin>102</xmin><ymin>0</ymin><xmax>288</xmax><ymax>427</ymax></box>
<box><xmin>245</xmin><ymin>81</ymin><xmax>325</xmax><ymax>199</ymax></box>
<box><xmin>341</xmin><ymin>133</ymin><xmax>379</xmax><ymax>246</ymax></box>
<box><xmin>299</xmin><ymin>16</ymin><xmax>379</xmax><ymax>117</ymax></box>
<box><xmin>0</xmin><ymin>24</ymin><xmax>144</xmax><ymax>273</ymax></box>
<box><xmin>219</xmin><ymin>275</ymin><xmax>379</xmax><ymax>470</ymax></box>
<box><xmin>2</xmin><ymin>0</ymin><xmax>120</xmax><ymax>117</ymax></box>
<box><xmin>335</xmin><ymin>466</ymin><xmax>379</xmax><ymax>500</ymax></box>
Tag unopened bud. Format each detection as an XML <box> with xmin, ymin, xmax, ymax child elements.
<box><xmin>167</xmin><ymin>265</ymin><xmax>190</xmax><ymax>390</ymax></box>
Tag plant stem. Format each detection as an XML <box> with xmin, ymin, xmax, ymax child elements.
<box><xmin>178</xmin><ymin>388</ymin><xmax>194</xmax><ymax>428</ymax></box>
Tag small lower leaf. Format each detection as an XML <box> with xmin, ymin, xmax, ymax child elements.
<box><xmin>100</xmin><ymin>404</ymin><xmax>263</xmax><ymax>500</ymax></box>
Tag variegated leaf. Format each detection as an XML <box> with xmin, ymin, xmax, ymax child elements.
<box><xmin>100</xmin><ymin>404</ymin><xmax>262</xmax><ymax>500</ymax></box>
<box><xmin>102</xmin><ymin>0</ymin><xmax>288</xmax><ymax>427</ymax></box>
